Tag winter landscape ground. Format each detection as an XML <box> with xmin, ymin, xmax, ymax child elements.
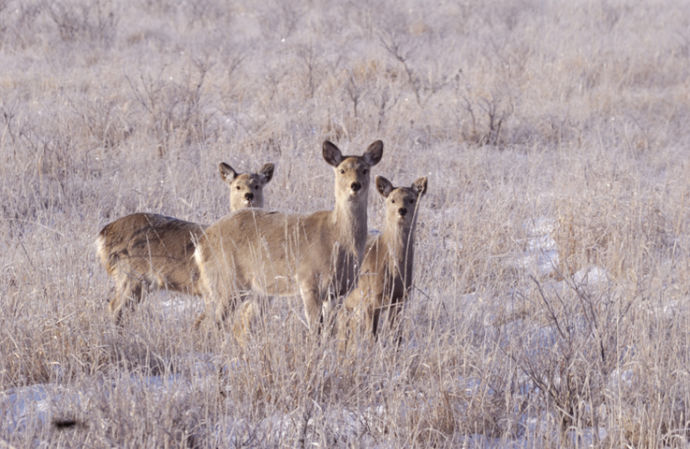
<box><xmin>0</xmin><ymin>0</ymin><xmax>689</xmax><ymax>447</ymax></box>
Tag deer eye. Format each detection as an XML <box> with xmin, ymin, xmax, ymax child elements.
<box><xmin>362</xmin><ymin>168</ymin><xmax>368</xmax><ymax>175</ymax></box>
<box><xmin>236</xmin><ymin>185</ymin><xmax>241</xmax><ymax>190</ymax></box>
<box><xmin>340</xmin><ymin>169</ymin><xmax>345</xmax><ymax>174</ymax></box>
<box><xmin>391</xmin><ymin>199</ymin><xmax>395</xmax><ymax>204</ymax></box>
<box><xmin>254</xmin><ymin>186</ymin><xmax>259</xmax><ymax>190</ymax></box>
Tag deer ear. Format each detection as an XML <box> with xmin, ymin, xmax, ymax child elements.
<box><xmin>412</xmin><ymin>177</ymin><xmax>428</xmax><ymax>196</ymax></box>
<box><xmin>363</xmin><ymin>140</ymin><xmax>383</xmax><ymax>166</ymax></box>
<box><xmin>260</xmin><ymin>163</ymin><xmax>274</xmax><ymax>184</ymax></box>
<box><xmin>323</xmin><ymin>141</ymin><xmax>343</xmax><ymax>167</ymax></box>
<box><xmin>376</xmin><ymin>176</ymin><xmax>394</xmax><ymax>198</ymax></box>
<box><xmin>218</xmin><ymin>162</ymin><xmax>238</xmax><ymax>182</ymax></box>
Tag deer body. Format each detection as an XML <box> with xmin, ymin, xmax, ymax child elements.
<box><xmin>195</xmin><ymin>140</ymin><xmax>383</xmax><ymax>331</ymax></box>
<box><xmin>96</xmin><ymin>162</ymin><xmax>274</xmax><ymax>322</ymax></box>
<box><xmin>338</xmin><ymin>176</ymin><xmax>427</xmax><ymax>344</ymax></box>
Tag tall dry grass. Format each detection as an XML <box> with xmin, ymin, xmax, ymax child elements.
<box><xmin>0</xmin><ymin>0</ymin><xmax>688</xmax><ymax>447</ymax></box>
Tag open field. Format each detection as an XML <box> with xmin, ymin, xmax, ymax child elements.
<box><xmin>1</xmin><ymin>0</ymin><xmax>689</xmax><ymax>447</ymax></box>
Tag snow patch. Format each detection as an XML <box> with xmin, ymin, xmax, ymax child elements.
<box><xmin>513</xmin><ymin>217</ymin><xmax>559</xmax><ymax>277</ymax></box>
<box><xmin>1</xmin><ymin>384</ymin><xmax>84</xmax><ymax>435</ymax></box>
<box><xmin>573</xmin><ymin>266</ymin><xmax>609</xmax><ymax>287</ymax></box>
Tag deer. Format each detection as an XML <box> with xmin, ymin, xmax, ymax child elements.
<box><xmin>194</xmin><ymin>140</ymin><xmax>383</xmax><ymax>333</ymax></box>
<box><xmin>337</xmin><ymin>175</ymin><xmax>428</xmax><ymax>350</ymax></box>
<box><xmin>95</xmin><ymin>162</ymin><xmax>274</xmax><ymax>323</ymax></box>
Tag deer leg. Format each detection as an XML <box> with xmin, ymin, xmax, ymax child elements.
<box><xmin>335</xmin><ymin>308</ymin><xmax>349</xmax><ymax>352</ymax></box>
<box><xmin>299</xmin><ymin>280</ymin><xmax>323</xmax><ymax>333</ymax></box>
<box><xmin>388</xmin><ymin>301</ymin><xmax>404</xmax><ymax>346</ymax></box>
<box><xmin>371</xmin><ymin>306</ymin><xmax>381</xmax><ymax>337</ymax></box>
<box><xmin>213</xmin><ymin>286</ymin><xmax>244</xmax><ymax>329</ymax></box>
<box><xmin>319</xmin><ymin>289</ymin><xmax>342</xmax><ymax>335</ymax></box>
<box><xmin>232</xmin><ymin>298</ymin><xmax>261</xmax><ymax>345</ymax></box>
<box><xmin>109</xmin><ymin>278</ymin><xmax>143</xmax><ymax>324</ymax></box>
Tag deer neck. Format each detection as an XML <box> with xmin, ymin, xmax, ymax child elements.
<box><xmin>382</xmin><ymin>220</ymin><xmax>416</xmax><ymax>285</ymax></box>
<box><xmin>332</xmin><ymin>195</ymin><xmax>368</xmax><ymax>257</ymax></box>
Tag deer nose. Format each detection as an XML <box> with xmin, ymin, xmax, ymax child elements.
<box><xmin>245</xmin><ymin>192</ymin><xmax>254</xmax><ymax>201</ymax></box>
<box><xmin>350</xmin><ymin>182</ymin><xmax>361</xmax><ymax>192</ymax></box>
<box><xmin>399</xmin><ymin>207</ymin><xmax>407</xmax><ymax>216</ymax></box>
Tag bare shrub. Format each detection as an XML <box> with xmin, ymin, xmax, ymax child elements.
<box><xmin>378</xmin><ymin>29</ymin><xmax>452</xmax><ymax>107</ymax></box>
<box><xmin>47</xmin><ymin>0</ymin><xmax>118</xmax><ymax>48</ymax></box>
<box><xmin>126</xmin><ymin>58</ymin><xmax>214</xmax><ymax>157</ymax></box>
<box><xmin>297</xmin><ymin>44</ymin><xmax>324</xmax><ymax>99</ymax></box>
<box><xmin>507</xmin><ymin>275</ymin><xmax>636</xmax><ymax>444</ymax></box>
<box><xmin>554</xmin><ymin>180</ymin><xmax>672</xmax><ymax>279</ymax></box>
<box><xmin>66</xmin><ymin>95</ymin><xmax>133</xmax><ymax>150</ymax></box>
<box><xmin>457</xmin><ymin>90</ymin><xmax>514</xmax><ymax>147</ymax></box>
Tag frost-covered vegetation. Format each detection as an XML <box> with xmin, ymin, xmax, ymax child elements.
<box><xmin>1</xmin><ymin>0</ymin><xmax>689</xmax><ymax>447</ymax></box>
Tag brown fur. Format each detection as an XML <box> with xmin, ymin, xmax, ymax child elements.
<box><xmin>96</xmin><ymin>162</ymin><xmax>274</xmax><ymax>323</ymax></box>
<box><xmin>337</xmin><ymin>175</ymin><xmax>428</xmax><ymax>349</ymax></box>
<box><xmin>195</xmin><ymin>140</ymin><xmax>383</xmax><ymax>331</ymax></box>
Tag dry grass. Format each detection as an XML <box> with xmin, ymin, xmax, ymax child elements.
<box><xmin>1</xmin><ymin>0</ymin><xmax>689</xmax><ymax>447</ymax></box>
